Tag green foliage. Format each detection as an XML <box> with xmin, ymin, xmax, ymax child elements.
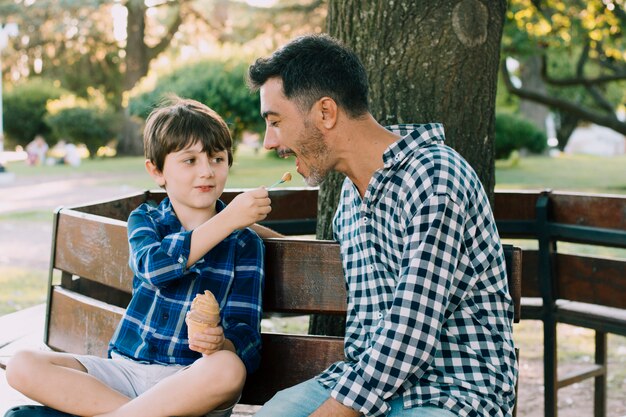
<box><xmin>495</xmin><ymin>113</ymin><xmax>547</xmax><ymax>159</ymax></box>
<box><xmin>129</xmin><ymin>59</ymin><xmax>262</xmax><ymax>142</ymax></box>
<box><xmin>3</xmin><ymin>79</ymin><xmax>65</xmax><ymax>147</ymax></box>
<box><xmin>45</xmin><ymin>107</ymin><xmax>119</xmax><ymax>157</ymax></box>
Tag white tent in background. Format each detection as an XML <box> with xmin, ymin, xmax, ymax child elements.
<box><xmin>564</xmin><ymin>124</ymin><xmax>625</xmax><ymax>156</ymax></box>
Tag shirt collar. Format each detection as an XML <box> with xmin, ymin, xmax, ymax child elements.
<box><xmin>157</xmin><ymin>197</ymin><xmax>226</xmax><ymax>231</ymax></box>
<box><xmin>382</xmin><ymin>123</ymin><xmax>446</xmax><ymax>168</ymax></box>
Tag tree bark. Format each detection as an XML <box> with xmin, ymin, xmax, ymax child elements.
<box><xmin>519</xmin><ymin>55</ymin><xmax>549</xmax><ymax>133</ymax></box>
<box><xmin>310</xmin><ymin>0</ymin><xmax>506</xmax><ymax>336</ymax></box>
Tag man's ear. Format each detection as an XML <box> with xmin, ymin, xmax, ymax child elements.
<box><xmin>145</xmin><ymin>159</ymin><xmax>165</xmax><ymax>188</ymax></box>
<box><xmin>315</xmin><ymin>97</ymin><xmax>338</xmax><ymax>129</ymax></box>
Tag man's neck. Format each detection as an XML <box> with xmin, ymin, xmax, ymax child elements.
<box><xmin>333</xmin><ymin>115</ymin><xmax>400</xmax><ymax>197</ymax></box>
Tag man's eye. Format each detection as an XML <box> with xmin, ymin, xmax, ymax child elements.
<box><xmin>269</xmin><ymin>120</ymin><xmax>279</xmax><ymax>127</ymax></box>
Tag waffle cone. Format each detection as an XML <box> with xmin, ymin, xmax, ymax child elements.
<box><xmin>187</xmin><ymin>290</ymin><xmax>220</xmax><ymax>337</ymax></box>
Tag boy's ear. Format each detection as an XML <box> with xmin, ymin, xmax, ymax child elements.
<box><xmin>145</xmin><ymin>159</ymin><xmax>165</xmax><ymax>187</ymax></box>
<box><xmin>315</xmin><ymin>97</ymin><xmax>338</xmax><ymax>130</ymax></box>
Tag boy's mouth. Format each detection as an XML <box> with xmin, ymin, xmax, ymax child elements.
<box><xmin>196</xmin><ymin>185</ymin><xmax>214</xmax><ymax>192</ymax></box>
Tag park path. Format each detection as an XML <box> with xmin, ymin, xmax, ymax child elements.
<box><xmin>0</xmin><ymin>172</ymin><xmax>144</xmax><ymax>270</ymax></box>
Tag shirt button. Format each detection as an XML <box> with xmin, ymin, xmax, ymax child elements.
<box><xmin>394</xmin><ymin>154</ymin><xmax>402</xmax><ymax>161</ymax></box>
<box><xmin>178</xmin><ymin>255</ymin><xmax>185</xmax><ymax>264</ymax></box>
<box><xmin>163</xmin><ymin>313</ymin><xmax>169</xmax><ymax>320</ymax></box>
<box><xmin>368</xmin><ymin>265</ymin><xmax>374</xmax><ymax>272</ymax></box>
<box><xmin>362</xmin><ymin>217</ymin><xmax>369</xmax><ymax>224</ymax></box>
<box><xmin>376</xmin><ymin>312</ymin><xmax>384</xmax><ymax>319</ymax></box>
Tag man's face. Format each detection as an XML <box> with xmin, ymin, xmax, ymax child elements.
<box><xmin>260</xmin><ymin>77</ymin><xmax>332</xmax><ymax>187</ymax></box>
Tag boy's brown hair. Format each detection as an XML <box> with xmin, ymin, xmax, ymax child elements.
<box><xmin>143</xmin><ymin>96</ymin><xmax>233</xmax><ymax>172</ymax></box>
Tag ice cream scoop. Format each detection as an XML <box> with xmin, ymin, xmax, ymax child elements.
<box><xmin>187</xmin><ymin>290</ymin><xmax>220</xmax><ymax>338</ymax></box>
<box><xmin>268</xmin><ymin>171</ymin><xmax>292</xmax><ymax>189</ymax></box>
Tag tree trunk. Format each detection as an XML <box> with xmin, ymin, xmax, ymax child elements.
<box><xmin>519</xmin><ymin>55</ymin><xmax>550</xmax><ymax>133</ymax></box>
<box><xmin>310</xmin><ymin>0</ymin><xmax>506</xmax><ymax>336</ymax></box>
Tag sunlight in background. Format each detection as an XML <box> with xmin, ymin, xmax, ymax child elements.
<box><xmin>111</xmin><ymin>2</ymin><xmax>128</xmax><ymax>43</ymax></box>
<box><xmin>246</xmin><ymin>0</ymin><xmax>279</xmax><ymax>7</ymax></box>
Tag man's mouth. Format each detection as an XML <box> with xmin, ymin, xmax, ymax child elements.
<box><xmin>277</xmin><ymin>149</ymin><xmax>296</xmax><ymax>159</ymax></box>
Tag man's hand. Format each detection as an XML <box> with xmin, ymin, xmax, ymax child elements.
<box><xmin>309</xmin><ymin>398</ymin><xmax>361</xmax><ymax>417</ymax></box>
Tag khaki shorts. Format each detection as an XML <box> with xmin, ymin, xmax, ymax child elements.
<box><xmin>74</xmin><ymin>352</ymin><xmax>236</xmax><ymax>417</ymax></box>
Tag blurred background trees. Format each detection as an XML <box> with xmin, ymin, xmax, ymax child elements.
<box><xmin>500</xmin><ymin>0</ymin><xmax>626</xmax><ymax>150</ymax></box>
<box><xmin>0</xmin><ymin>0</ymin><xmax>624</xmax><ymax>159</ymax></box>
<box><xmin>0</xmin><ymin>0</ymin><xmax>324</xmax><ymax>155</ymax></box>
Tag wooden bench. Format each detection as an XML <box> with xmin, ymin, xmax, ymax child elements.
<box><xmin>494</xmin><ymin>190</ymin><xmax>626</xmax><ymax>417</ymax></box>
<box><xmin>41</xmin><ymin>188</ymin><xmax>523</xmax><ymax>409</ymax></box>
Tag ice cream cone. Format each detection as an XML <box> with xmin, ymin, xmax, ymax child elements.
<box><xmin>187</xmin><ymin>290</ymin><xmax>220</xmax><ymax>338</ymax></box>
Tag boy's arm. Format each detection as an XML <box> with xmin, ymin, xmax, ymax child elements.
<box><xmin>188</xmin><ymin>188</ymin><xmax>271</xmax><ymax>266</ymax></box>
<box><xmin>249</xmin><ymin>222</ymin><xmax>284</xmax><ymax>239</ymax></box>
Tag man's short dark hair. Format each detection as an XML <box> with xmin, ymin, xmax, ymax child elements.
<box><xmin>247</xmin><ymin>34</ymin><xmax>369</xmax><ymax>118</ymax></box>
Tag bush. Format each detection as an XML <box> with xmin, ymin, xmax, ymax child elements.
<box><xmin>129</xmin><ymin>58</ymin><xmax>262</xmax><ymax>144</ymax></box>
<box><xmin>45</xmin><ymin>106</ymin><xmax>119</xmax><ymax>158</ymax></box>
<box><xmin>495</xmin><ymin>113</ymin><xmax>547</xmax><ymax>159</ymax></box>
<box><xmin>3</xmin><ymin>79</ymin><xmax>66</xmax><ymax>147</ymax></box>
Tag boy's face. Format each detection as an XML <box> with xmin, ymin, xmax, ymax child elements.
<box><xmin>147</xmin><ymin>141</ymin><xmax>229</xmax><ymax>213</ymax></box>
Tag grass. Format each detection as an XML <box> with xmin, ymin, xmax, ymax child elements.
<box><xmin>495</xmin><ymin>153</ymin><xmax>626</xmax><ymax>195</ymax></box>
<box><xmin>4</xmin><ymin>146</ymin><xmax>307</xmax><ymax>190</ymax></box>
<box><xmin>0</xmin><ymin>267</ymin><xmax>48</xmax><ymax>316</ymax></box>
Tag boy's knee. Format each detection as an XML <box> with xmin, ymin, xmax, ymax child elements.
<box><xmin>6</xmin><ymin>350</ymin><xmax>39</xmax><ymax>389</ymax></box>
<box><xmin>196</xmin><ymin>351</ymin><xmax>246</xmax><ymax>394</ymax></box>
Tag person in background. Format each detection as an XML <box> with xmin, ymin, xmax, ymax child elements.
<box><xmin>25</xmin><ymin>135</ymin><xmax>48</xmax><ymax>166</ymax></box>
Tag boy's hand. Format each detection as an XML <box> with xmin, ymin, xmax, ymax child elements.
<box><xmin>187</xmin><ymin>324</ymin><xmax>225</xmax><ymax>356</ymax></box>
<box><xmin>224</xmin><ymin>187</ymin><xmax>272</xmax><ymax>229</ymax></box>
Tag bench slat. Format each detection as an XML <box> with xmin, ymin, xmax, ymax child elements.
<box><xmin>47</xmin><ymin>287</ymin><xmax>124</xmax><ymax>356</ymax></box>
<box><xmin>549</xmin><ymin>192</ymin><xmax>626</xmax><ymax>230</ymax></box>
<box><xmin>263</xmin><ymin>239</ymin><xmax>346</xmax><ymax>315</ymax></box>
<box><xmin>54</xmin><ymin>210</ymin><xmax>132</xmax><ymax>293</ymax></box>
<box><xmin>556</xmin><ymin>253</ymin><xmax>626</xmax><ymax>309</ymax></box>
<box><xmin>241</xmin><ymin>333</ymin><xmax>343</xmax><ymax>405</ymax></box>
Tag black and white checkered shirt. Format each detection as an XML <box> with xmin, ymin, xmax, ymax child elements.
<box><xmin>316</xmin><ymin>124</ymin><xmax>517</xmax><ymax>417</ymax></box>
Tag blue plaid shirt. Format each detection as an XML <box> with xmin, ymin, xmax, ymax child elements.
<box><xmin>109</xmin><ymin>197</ymin><xmax>264</xmax><ymax>373</ymax></box>
<box><xmin>317</xmin><ymin>124</ymin><xmax>517</xmax><ymax>417</ymax></box>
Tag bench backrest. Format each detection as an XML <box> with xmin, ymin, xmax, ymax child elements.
<box><xmin>45</xmin><ymin>189</ymin><xmax>522</xmax><ymax>405</ymax></box>
<box><xmin>495</xmin><ymin>190</ymin><xmax>626</xmax><ymax>334</ymax></box>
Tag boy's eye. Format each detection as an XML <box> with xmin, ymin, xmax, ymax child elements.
<box><xmin>211</xmin><ymin>157</ymin><xmax>225</xmax><ymax>163</ymax></box>
<box><xmin>183</xmin><ymin>158</ymin><xmax>195</xmax><ymax>165</ymax></box>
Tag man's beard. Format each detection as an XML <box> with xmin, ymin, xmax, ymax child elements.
<box><xmin>298</xmin><ymin>123</ymin><xmax>330</xmax><ymax>187</ymax></box>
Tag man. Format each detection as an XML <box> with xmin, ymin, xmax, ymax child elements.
<box><xmin>248</xmin><ymin>34</ymin><xmax>517</xmax><ymax>417</ymax></box>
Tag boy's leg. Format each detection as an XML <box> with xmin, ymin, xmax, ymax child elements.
<box><xmin>253</xmin><ymin>378</ymin><xmax>329</xmax><ymax>417</ymax></box>
<box><xmin>6</xmin><ymin>350</ymin><xmax>129</xmax><ymax>416</ymax></box>
<box><xmin>96</xmin><ymin>350</ymin><xmax>246</xmax><ymax>417</ymax></box>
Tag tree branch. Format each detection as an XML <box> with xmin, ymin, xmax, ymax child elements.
<box><xmin>501</xmin><ymin>62</ymin><xmax>626</xmax><ymax>135</ymax></box>
<box><xmin>541</xmin><ymin>43</ymin><xmax>626</xmax><ymax>87</ymax></box>
<box><xmin>147</xmin><ymin>1</ymin><xmax>184</xmax><ymax>61</ymax></box>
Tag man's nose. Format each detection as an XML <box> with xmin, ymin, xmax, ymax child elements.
<box><xmin>263</xmin><ymin>130</ymin><xmax>277</xmax><ymax>150</ymax></box>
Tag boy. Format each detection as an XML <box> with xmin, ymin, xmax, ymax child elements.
<box><xmin>6</xmin><ymin>97</ymin><xmax>271</xmax><ymax>417</ymax></box>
